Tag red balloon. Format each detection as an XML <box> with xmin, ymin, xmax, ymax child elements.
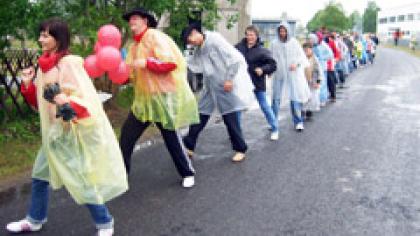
<box><xmin>96</xmin><ymin>46</ymin><xmax>122</xmax><ymax>71</ymax></box>
<box><xmin>83</xmin><ymin>55</ymin><xmax>105</xmax><ymax>79</ymax></box>
<box><xmin>97</xmin><ymin>24</ymin><xmax>122</xmax><ymax>49</ymax></box>
<box><xmin>94</xmin><ymin>41</ymin><xmax>102</xmax><ymax>54</ymax></box>
<box><xmin>108</xmin><ymin>62</ymin><xmax>129</xmax><ymax>85</ymax></box>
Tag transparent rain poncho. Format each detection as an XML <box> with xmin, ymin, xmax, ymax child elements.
<box><xmin>125</xmin><ymin>29</ymin><xmax>199</xmax><ymax>130</ymax></box>
<box><xmin>32</xmin><ymin>55</ymin><xmax>128</xmax><ymax>205</ymax></box>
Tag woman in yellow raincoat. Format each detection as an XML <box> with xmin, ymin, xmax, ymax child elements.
<box><xmin>6</xmin><ymin>18</ymin><xmax>128</xmax><ymax>236</ymax></box>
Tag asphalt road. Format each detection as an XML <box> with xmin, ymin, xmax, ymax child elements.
<box><xmin>1</xmin><ymin>48</ymin><xmax>420</xmax><ymax>236</ymax></box>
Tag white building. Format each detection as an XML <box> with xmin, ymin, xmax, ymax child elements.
<box><xmin>377</xmin><ymin>2</ymin><xmax>420</xmax><ymax>44</ymax></box>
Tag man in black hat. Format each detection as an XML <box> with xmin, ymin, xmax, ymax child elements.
<box><xmin>120</xmin><ymin>8</ymin><xmax>199</xmax><ymax>188</ymax></box>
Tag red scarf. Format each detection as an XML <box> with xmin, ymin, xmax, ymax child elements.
<box><xmin>38</xmin><ymin>51</ymin><xmax>69</xmax><ymax>73</ymax></box>
<box><xmin>133</xmin><ymin>28</ymin><xmax>148</xmax><ymax>43</ymax></box>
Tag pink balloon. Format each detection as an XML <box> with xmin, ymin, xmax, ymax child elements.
<box><xmin>84</xmin><ymin>55</ymin><xmax>105</xmax><ymax>79</ymax></box>
<box><xmin>108</xmin><ymin>62</ymin><xmax>129</xmax><ymax>85</ymax></box>
<box><xmin>96</xmin><ymin>46</ymin><xmax>122</xmax><ymax>71</ymax></box>
<box><xmin>97</xmin><ymin>24</ymin><xmax>122</xmax><ymax>49</ymax></box>
<box><xmin>94</xmin><ymin>41</ymin><xmax>102</xmax><ymax>54</ymax></box>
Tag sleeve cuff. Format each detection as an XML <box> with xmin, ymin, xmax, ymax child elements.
<box><xmin>20</xmin><ymin>81</ymin><xmax>38</xmax><ymax>108</ymax></box>
<box><xmin>146</xmin><ymin>58</ymin><xmax>177</xmax><ymax>74</ymax></box>
<box><xmin>69</xmin><ymin>101</ymin><xmax>90</xmax><ymax>119</ymax></box>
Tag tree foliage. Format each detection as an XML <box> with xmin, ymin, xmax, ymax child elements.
<box><xmin>349</xmin><ymin>10</ymin><xmax>362</xmax><ymax>31</ymax></box>
<box><xmin>362</xmin><ymin>1</ymin><xmax>380</xmax><ymax>33</ymax></box>
<box><xmin>306</xmin><ymin>1</ymin><xmax>351</xmax><ymax>32</ymax></box>
<box><xmin>0</xmin><ymin>0</ymin><xmax>237</xmax><ymax>54</ymax></box>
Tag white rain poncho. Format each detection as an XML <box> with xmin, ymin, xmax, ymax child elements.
<box><xmin>270</xmin><ymin>23</ymin><xmax>311</xmax><ymax>104</ymax></box>
<box><xmin>187</xmin><ymin>31</ymin><xmax>254</xmax><ymax>115</ymax></box>
<box><xmin>304</xmin><ymin>55</ymin><xmax>323</xmax><ymax>111</ymax></box>
<box><xmin>32</xmin><ymin>55</ymin><xmax>128</xmax><ymax>205</ymax></box>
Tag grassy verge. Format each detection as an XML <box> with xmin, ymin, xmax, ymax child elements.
<box><xmin>0</xmin><ymin>111</ymin><xmax>40</xmax><ymax>179</ymax></box>
<box><xmin>384</xmin><ymin>44</ymin><xmax>420</xmax><ymax>58</ymax></box>
<box><xmin>0</xmin><ymin>86</ymin><xmax>161</xmax><ymax>181</ymax></box>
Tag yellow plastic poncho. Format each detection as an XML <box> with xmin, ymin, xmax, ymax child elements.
<box><xmin>125</xmin><ymin>29</ymin><xmax>199</xmax><ymax>130</ymax></box>
<box><xmin>32</xmin><ymin>55</ymin><xmax>128</xmax><ymax>205</ymax></box>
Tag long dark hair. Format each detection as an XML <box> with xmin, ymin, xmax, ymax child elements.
<box><xmin>39</xmin><ymin>18</ymin><xmax>70</xmax><ymax>52</ymax></box>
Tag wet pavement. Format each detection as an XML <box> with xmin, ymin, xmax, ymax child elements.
<box><xmin>1</xmin><ymin>48</ymin><xmax>420</xmax><ymax>235</ymax></box>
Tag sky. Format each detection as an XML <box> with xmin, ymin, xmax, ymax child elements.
<box><xmin>251</xmin><ymin>0</ymin><xmax>419</xmax><ymax>25</ymax></box>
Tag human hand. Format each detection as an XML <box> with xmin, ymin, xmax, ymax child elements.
<box><xmin>133</xmin><ymin>59</ymin><xmax>146</xmax><ymax>69</ymax></box>
<box><xmin>53</xmin><ymin>93</ymin><xmax>69</xmax><ymax>106</ymax></box>
<box><xmin>21</xmin><ymin>66</ymin><xmax>35</xmax><ymax>86</ymax></box>
<box><xmin>255</xmin><ymin>67</ymin><xmax>263</xmax><ymax>77</ymax></box>
<box><xmin>224</xmin><ymin>80</ymin><xmax>233</xmax><ymax>92</ymax></box>
<box><xmin>289</xmin><ymin>64</ymin><xmax>297</xmax><ymax>71</ymax></box>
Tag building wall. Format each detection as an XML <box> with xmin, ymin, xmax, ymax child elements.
<box><xmin>252</xmin><ymin>19</ymin><xmax>297</xmax><ymax>44</ymax></box>
<box><xmin>377</xmin><ymin>3</ymin><xmax>420</xmax><ymax>44</ymax></box>
<box><xmin>216</xmin><ymin>0</ymin><xmax>252</xmax><ymax>44</ymax></box>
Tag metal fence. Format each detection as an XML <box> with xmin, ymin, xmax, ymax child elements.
<box><xmin>0</xmin><ymin>49</ymin><xmax>39</xmax><ymax>123</ymax></box>
<box><xmin>0</xmin><ymin>48</ymin><xmax>204</xmax><ymax>123</ymax></box>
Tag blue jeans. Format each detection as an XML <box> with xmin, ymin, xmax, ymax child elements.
<box><xmin>271</xmin><ymin>98</ymin><xmax>281</xmax><ymax>121</ymax></box>
<box><xmin>271</xmin><ymin>78</ymin><xmax>284</xmax><ymax>121</ymax></box>
<box><xmin>254</xmin><ymin>91</ymin><xmax>278</xmax><ymax>132</ymax></box>
<box><xmin>26</xmin><ymin>179</ymin><xmax>113</xmax><ymax>229</ymax></box>
<box><xmin>290</xmin><ymin>101</ymin><xmax>303</xmax><ymax>125</ymax></box>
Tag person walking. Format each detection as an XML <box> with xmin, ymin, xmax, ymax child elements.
<box><xmin>302</xmin><ymin>42</ymin><xmax>322</xmax><ymax>118</ymax></box>
<box><xmin>120</xmin><ymin>8</ymin><xmax>199</xmax><ymax>188</ymax></box>
<box><xmin>7</xmin><ymin>18</ymin><xmax>128</xmax><ymax>236</ymax></box>
<box><xmin>235</xmin><ymin>25</ymin><xmax>278</xmax><ymax>140</ymax></box>
<box><xmin>181</xmin><ymin>23</ymin><xmax>254</xmax><ymax>162</ymax></box>
<box><xmin>269</xmin><ymin>22</ymin><xmax>311</xmax><ymax>131</ymax></box>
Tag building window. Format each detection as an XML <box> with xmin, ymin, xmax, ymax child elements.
<box><xmin>407</xmin><ymin>14</ymin><xmax>414</xmax><ymax>21</ymax></box>
<box><xmin>389</xmin><ymin>16</ymin><xmax>396</xmax><ymax>23</ymax></box>
<box><xmin>398</xmin><ymin>15</ymin><xmax>405</xmax><ymax>22</ymax></box>
<box><xmin>418</xmin><ymin>13</ymin><xmax>420</xmax><ymax>20</ymax></box>
<box><xmin>379</xmin><ymin>18</ymin><xmax>387</xmax><ymax>24</ymax></box>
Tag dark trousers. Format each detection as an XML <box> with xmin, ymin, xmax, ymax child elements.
<box><xmin>183</xmin><ymin>112</ymin><xmax>248</xmax><ymax>154</ymax></box>
<box><xmin>337</xmin><ymin>70</ymin><xmax>345</xmax><ymax>84</ymax></box>
<box><xmin>327</xmin><ymin>71</ymin><xmax>337</xmax><ymax>99</ymax></box>
<box><xmin>119</xmin><ymin>112</ymin><xmax>194</xmax><ymax>177</ymax></box>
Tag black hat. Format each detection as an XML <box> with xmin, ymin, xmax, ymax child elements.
<box><xmin>181</xmin><ymin>22</ymin><xmax>202</xmax><ymax>45</ymax></box>
<box><xmin>123</xmin><ymin>7</ymin><xmax>158</xmax><ymax>28</ymax></box>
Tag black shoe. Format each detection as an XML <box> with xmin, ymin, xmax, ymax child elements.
<box><xmin>306</xmin><ymin>111</ymin><xmax>313</xmax><ymax>121</ymax></box>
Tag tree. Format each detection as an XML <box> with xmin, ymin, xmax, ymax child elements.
<box><xmin>0</xmin><ymin>0</ymin><xmax>32</xmax><ymax>50</ymax></box>
<box><xmin>362</xmin><ymin>1</ymin><xmax>380</xmax><ymax>33</ymax></box>
<box><xmin>306</xmin><ymin>1</ymin><xmax>350</xmax><ymax>33</ymax></box>
<box><xmin>0</xmin><ymin>0</ymin><xmax>238</xmax><ymax>99</ymax></box>
<box><xmin>349</xmin><ymin>11</ymin><xmax>362</xmax><ymax>29</ymax></box>
<box><xmin>0</xmin><ymin>0</ymin><xmax>237</xmax><ymax>54</ymax></box>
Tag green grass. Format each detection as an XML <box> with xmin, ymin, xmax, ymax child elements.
<box><xmin>384</xmin><ymin>44</ymin><xmax>420</xmax><ymax>58</ymax></box>
<box><xmin>0</xmin><ymin>85</ymin><xmax>162</xmax><ymax>181</ymax></box>
<box><xmin>0</xmin><ymin>112</ymin><xmax>40</xmax><ymax>179</ymax></box>
<box><xmin>115</xmin><ymin>85</ymin><xmax>134</xmax><ymax>110</ymax></box>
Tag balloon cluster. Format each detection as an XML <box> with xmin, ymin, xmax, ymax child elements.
<box><xmin>83</xmin><ymin>25</ymin><xmax>129</xmax><ymax>85</ymax></box>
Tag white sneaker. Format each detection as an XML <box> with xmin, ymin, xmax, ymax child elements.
<box><xmin>295</xmin><ymin>123</ymin><xmax>304</xmax><ymax>131</ymax></box>
<box><xmin>98</xmin><ymin>228</ymin><xmax>114</xmax><ymax>236</ymax></box>
<box><xmin>182</xmin><ymin>176</ymin><xmax>195</xmax><ymax>188</ymax></box>
<box><xmin>232</xmin><ymin>152</ymin><xmax>245</xmax><ymax>162</ymax></box>
<box><xmin>270</xmin><ymin>131</ymin><xmax>279</xmax><ymax>140</ymax></box>
<box><xmin>320</xmin><ymin>101</ymin><xmax>327</xmax><ymax>107</ymax></box>
<box><xmin>6</xmin><ymin>219</ymin><xmax>42</xmax><ymax>233</ymax></box>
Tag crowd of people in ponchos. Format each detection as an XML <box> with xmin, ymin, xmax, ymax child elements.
<box><xmin>6</xmin><ymin>7</ymin><xmax>379</xmax><ymax>235</ymax></box>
